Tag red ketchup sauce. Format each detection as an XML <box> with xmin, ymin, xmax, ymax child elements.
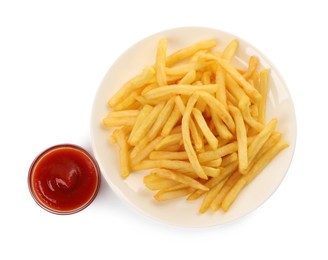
<box><xmin>28</xmin><ymin>144</ymin><xmax>100</xmax><ymax>214</ymax></box>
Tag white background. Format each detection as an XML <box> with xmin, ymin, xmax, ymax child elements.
<box><xmin>0</xmin><ymin>0</ymin><xmax>326</xmax><ymax>259</ymax></box>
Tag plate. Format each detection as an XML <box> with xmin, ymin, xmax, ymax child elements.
<box><xmin>90</xmin><ymin>27</ymin><xmax>296</xmax><ymax>227</ymax></box>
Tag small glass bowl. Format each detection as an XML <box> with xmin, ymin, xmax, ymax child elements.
<box><xmin>28</xmin><ymin>144</ymin><xmax>101</xmax><ymax>215</ymax></box>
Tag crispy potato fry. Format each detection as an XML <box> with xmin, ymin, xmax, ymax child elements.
<box><xmin>149</xmin><ymin>151</ymin><xmax>188</xmax><ymax>160</ymax></box>
<box><xmin>112</xmin><ymin>129</ymin><xmax>130</xmax><ymax>178</ymax></box>
<box><xmin>215</xmin><ymin>69</ymin><xmax>227</xmax><ymax>108</ymax></box>
<box><xmin>103</xmin><ymin>38</ymin><xmax>288</xmax><ymax>214</ymax></box>
<box><xmin>245</xmin><ymin>132</ymin><xmax>282</xmax><ymax>175</ymax></box>
<box><xmin>182</xmin><ymin>94</ymin><xmax>207</xmax><ymax>179</ymax></box>
<box><xmin>102</xmin><ymin>116</ymin><xmax>137</xmax><ymax>128</ymax></box>
<box><xmin>105</xmin><ymin>110</ymin><xmax>140</xmax><ymax>118</ymax></box>
<box><xmin>197</xmin><ymin>91</ymin><xmax>235</xmax><ymax>133</ymax></box>
<box><xmin>192</xmin><ymin>108</ymin><xmax>218</xmax><ymax>150</ymax></box>
<box><xmin>147</xmin><ymin>97</ymin><xmax>175</xmax><ymax>140</ymax></box>
<box><xmin>161</xmin><ymin>104</ymin><xmax>182</xmax><ymax>136</ymax></box>
<box><xmin>221</xmin><ymin>152</ymin><xmax>238</xmax><ymax>167</ymax></box>
<box><xmin>229</xmin><ymin>105</ymin><xmax>248</xmax><ymax>172</ymax></box>
<box><xmin>210</xmin><ymin>171</ymin><xmax>241</xmax><ymax>211</ymax></box>
<box><xmin>151</xmin><ymin>169</ymin><xmax>209</xmax><ymax>191</ymax></box>
<box><xmin>258</xmin><ymin>69</ymin><xmax>269</xmax><ymax>124</ymax></box>
<box><xmin>225</xmin><ymin>74</ymin><xmax>250</xmax><ymax>104</ymax></box>
<box><xmin>187</xmin><ymin>161</ymin><xmax>238</xmax><ymax>200</ymax></box>
<box><xmin>166</xmin><ymin>63</ymin><xmax>195</xmax><ymax>76</ymax></box>
<box><xmin>155</xmin><ymin>188</ymin><xmax>193</xmax><ymax>201</ymax></box>
<box><xmin>178</xmin><ymin>69</ymin><xmax>196</xmax><ymax>85</ymax></box>
<box><xmin>109</xmin><ymin>66</ymin><xmax>155</xmax><ymax>107</ymax></box>
<box><xmin>210</xmin><ymin>108</ymin><xmax>233</xmax><ymax>140</ymax></box>
<box><xmin>130</xmin><ymin>136</ymin><xmax>163</xmax><ymax>166</ymax></box>
<box><xmin>243</xmin><ymin>56</ymin><xmax>259</xmax><ymax>79</ymax></box>
<box><xmin>201</xmin><ymin>53</ymin><xmax>261</xmax><ymax>102</ymax></box>
<box><xmin>155</xmin><ymin>38</ymin><xmax>168</xmax><ymax>86</ymax></box>
<box><xmin>244</xmin><ymin>118</ymin><xmax>277</xmax><ymax>173</ymax></box>
<box><xmin>199</xmin><ymin>177</ymin><xmax>228</xmax><ymax>213</ymax></box>
<box><xmin>143</xmin><ymin>84</ymin><xmax>217</xmax><ymax>100</ymax></box>
<box><xmin>198</xmin><ymin>141</ymin><xmax>238</xmax><ymax>163</ymax></box>
<box><xmin>221</xmin><ymin>141</ymin><xmax>288</xmax><ymax>211</ymax></box>
<box><xmin>221</xmin><ymin>39</ymin><xmax>239</xmax><ymax>63</ymax></box>
<box><xmin>144</xmin><ymin>174</ymin><xmax>180</xmax><ymax>190</ymax></box>
<box><xmin>202</xmin><ymin>158</ymin><xmax>222</xmax><ymax>168</ymax></box>
<box><xmin>239</xmin><ymin>96</ymin><xmax>264</xmax><ymax>132</ymax></box>
<box><xmin>155</xmin><ymin>133</ymin><xmax>183</xmax><ymax>150</ymax></box>
<box><xmin>113</xmin><ymin>91</ymin><xmax>139</xmax><ymax>111</ymax></box>
<box><xmin>141</xmin><ymin>82</ymin><xmax>159</xmax><ymax>95</ymax></box>
<box><xmin>128</xmin><ymin>104</ymin><xmax>152</xmax><ymax>142</ymax></box>
<box><xmin>217</xmin><ymin>57</ymin><xmax>261</xmax><ymax>102</ymax></box>
<box><xmin>128</xmin><ymin>102</ymin><xmax>164</xmax><ymax>146</ymax></box>
<box><xmin>166</xmin><ymin>39</ymin><xmax>217</xmax><ymax>67</ymax></box>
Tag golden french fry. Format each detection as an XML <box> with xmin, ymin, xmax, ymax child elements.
<box><xmin>221</xmin><ymin>141</ymin><xmax>288</xmax><ymax>211</ymax></box>
<box><xmin>112</xmin><ymin>129</ymin><xmax>130</xmax><ymax>178</ymax></box>
<box><xmin>144</xmin><ymin>174</ymin><xmax>180</xmax><ymax>190</ymax></box>
<box><xmin>220</xmin><ymin>176</ymin><xmax>246</xmax><ymax>212</ymax></box>
<box><xmin>105</xmin><ymin>110</ymin><xmax>140</xmax><ymax>118</ymax></box>
<box><xmin>141</xmin><ymin>83</ymin><xmax>159</xmax><ymax>95</ymax></box>
<box><xmin>147</xmin><ymin>97</ymin><xmax>175</xmax><ymax>140</ymax></box>
<box><xmin>175</xmin><ymin>94</ymin><xmax>203</xmax><ymax>151</ymax></box>
<box><xmin>181</xmin><ymin>94</ymin><xmax>207</xmax><ymax>179</ymax></box>
<box><xmin>210</xmin><ymin>171</ymin><xmax>241</xmax><ymax>211</ymax></box>
<box><xmin>189</xmin><ymin>118</ymin><xmax>204</xmax><ymax>152</ymax></box>
<box><xmin>155</xmin><ymin>38</ymin><xmax>168</xmax><ymax>86</ymax></box>
<box><xmin>109</xmin><ymin>66</ymin><xmax>155</xmax><ymax>107</ymax></box>
<box><xmin>221</xmin><ymin>39</ymin><xmax>239</xmax><ymax>63</ymax></box>
<box><xmin>245</xmin><ymin>132</ymin><xmax>282</xmax><ymax>175</ymax></box>
<box><xmin>215</xmin><ymin>69</ymin><xmax>227</xmax><ymax>108</ymax></box>
<box><xmin>218</xmin><ymin>58</ymin><xmax>261</xmax><ymax>102</ymax></box>
<box><xmin>202</xmin><ymin>158</ymin><xmax>222</xmax><ymax>168</ymax></box>
<box><xmin>102</xmin><ymin>116</ymin><xmax>137</xmax><ymax>128</ymax></box>
<box><xmin>229</xmin><ymin>105</ymin><xmax>248</xmax><ymax>172</ymax></box>
<box><xmin>198</xmin><ymin>141</ymin><xmax>238</xmax><ymax>163</ymax></box>
<box><xmin>155</xmin><ymin>133</ymin><xmax>183</xmax><ymax>150</ymax></box>
<box><xmin>154</xmin><ymin>187</ymin><xmax>193</xmax><ymax>201</ymax></box>
<box><xmin>178</xmin><ymin>69</ymin><xmax>196</xmax><ymax>85</ymax></box>
<box><xmin>245</xmin><ymin>118</ymin><xmax>277</xmax><ymax>172</ymax></box>
<box><xmin>151</xmin><ymin>169</ymin><xmax>209</xmax><ymax>191</ymax></box>
<box><xmin>113</xmin><ymin>91</ymin><xmax>139</xmax><ymax>111</ymax></box>
<box><xmin>143</xmin><ymin>84</ymin><xmax>217</xmax><ymax>100</ymax></box>
<box><xmin>187</xmin><ymin>161</ymin><xmax>238</xmax><ymax>200</ymax></box>
<box><xmin>238</xmin><ymin>96</ymin><xmax>264</xmax><ymax>132</ymax></box>
<box><xmin>221</xmin><ymin>152</ymin><xmax>238</xmax><ymax>167</ymax></box>
<box><xmin>132</xmin><ymin>160</ymin><xmax>198</xmax><ymax>178</ymax></box>
<box><xmin>149</xmin><ymin>151</ymin><xmax>188</xmax><ymax>160</ymax></box>
<box><xmin>199</xmin><ymin>177</ymin><xmax>227</xmax><ymax>213</ymax></box>
<box><xmin>130</xmin><ymin>136</ymin><xmax>163</xmax><ymax>166</ymax></box>
<box><xmin>225</xmin><ymin>74</ymin><xmax>250</xmax><ymax>103</ymax></box>
<box><xmin>197</xmin><ymin>91</ymin><xmax>235</xmax><ymax>134</ymax></box>
<box><xmin>128</xmin><ymin>102</ymin><xmax>164</xmax><ymax>146</ymax></box>
<box><xmin>128</xmin><ymin>104</ymin><xmax>152</xmax><ymax>143</ymax></box>
<box><xmin>243</xmin><ymin>56</ymin><xmax>259</xmax><ymax>79</ymax></box>
<box><xmin>166</xmin><ymin>39</ymin><xmax>217</xmax><ymax>67</ymax></box>
<box><xmin>258</xmin><ymin>69</ymin><xmax>268</xmax><ymax>124</ymax></box>
<box><xmin>161</xmin><ymin>104</ymin><xmax>182</xmax><ymax>136</ymax></box>
<box><xmin>210</xmin><ymin>108</ymin><xmax>233</xmax><ymax>140</ymax></box>
<box><xmin>192</xmin><ymin>108</ymin><xmax>218</xmax><ymax>150</ymax></box>
<box><xmin>166</xmin><ymin>63</ymin><xmax>195</xmax><ymax>76</ymax></box>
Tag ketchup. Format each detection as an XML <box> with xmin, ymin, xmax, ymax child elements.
<box><xmin>28</xmin><ymin>144</ymin><xmax>100</xmax><ymax>214</ymax></box>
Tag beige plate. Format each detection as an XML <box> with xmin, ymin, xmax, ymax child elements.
<box><xmin>90</xmin><ymin>27</ymin><xmax>296</xmax><ymax>227</ymax></box>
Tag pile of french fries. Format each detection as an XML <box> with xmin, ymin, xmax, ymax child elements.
<box><xmin>103</xmin><ymin>38</ymin><xmax>288</xmax><ymax>213</ymax></box>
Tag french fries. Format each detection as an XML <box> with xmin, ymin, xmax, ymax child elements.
<box><xmin>102</xmin><ymin>37</ymin><xmax>288</xmax><ymax>214</ymax></box>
